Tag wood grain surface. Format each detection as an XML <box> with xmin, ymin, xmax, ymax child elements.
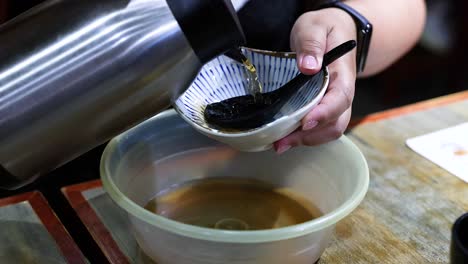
<box><xmin>322</xmin><ymin>95</ymin><xmax>468</xmax><ymax>263</ymax></box>
<box><xmin>63</xmin><ymin>181</ymin><xmax>155</xmax><ymax>264</ymax></box>
<box><xmin>0</xmin><ymin>191</ymin><xmax>87</xmax><ymax>264</ymax></box>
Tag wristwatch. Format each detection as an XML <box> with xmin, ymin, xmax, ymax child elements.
<box><xmin>318</xmin><ymin>0</ymin><xmax>373</xmax><ymax>73</ymax></box>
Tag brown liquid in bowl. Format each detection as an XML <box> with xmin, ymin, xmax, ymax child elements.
<box><xmin>144</xmin><ymin>178</ymin><xmax>321</xmax><ymax>231</ymax></box>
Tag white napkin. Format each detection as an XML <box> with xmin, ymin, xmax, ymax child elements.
<box><xmin>406</xmin><ymin>122</ymin><xmax>468</xmax><ymax>183</ymax></box>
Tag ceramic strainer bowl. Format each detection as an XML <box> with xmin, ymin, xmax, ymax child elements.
<box><xmin>174</xmin><ymin>47</ymin><xmax>329</xmax><ymax>152</ymax></box>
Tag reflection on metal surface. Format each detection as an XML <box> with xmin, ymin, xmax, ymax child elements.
<box><xmin>0</xmin><ymin>0</ymin><xmax>200</xmax><ymax>187</ymax></box>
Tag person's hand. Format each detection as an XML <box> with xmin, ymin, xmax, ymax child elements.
<box><xmin>274</xmin><ymin>8</ymin><xmax>358</xmax><ymax>154</ymax></box>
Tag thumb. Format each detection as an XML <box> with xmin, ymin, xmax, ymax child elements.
<box><xmin>291</xmin><ymin>23</ymin><xmax>327</xmax><ymax>75</ymax></box>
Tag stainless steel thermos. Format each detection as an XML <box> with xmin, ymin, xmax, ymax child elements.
<box><xmin>0</xmin><ymin>0</ymin><xmax>245</xmax><ymax>188</ymax></box>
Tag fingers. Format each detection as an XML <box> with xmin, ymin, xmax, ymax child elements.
<box><xmin>277</xmin><ymin>8</ymin><xmax>358</xmax><ymax>155</ymax></box>
<box><xmin>301</xmin><ymin>21</ymin><xmax>357</xmax><ymax>131</ymax></box>
<box><xmin>274</xmin><ymin>108</ymin><xmax>352</xmax><ymax>154</ymax></box>
<box><xmin>290</xmin><ymin>9</ymin><xmax>356</xmax><ymax>130</ymax></box>
<box><xmin>302</xmin><ymin>62</ymin><xmax>355</xmax><ymax>131</ymax></box>
<box><xmin>290</xmin><ymin>13</ymin><xmax>328</xmax><ymax>75</ymax></box>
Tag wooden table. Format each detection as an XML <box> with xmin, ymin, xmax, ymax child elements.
<box><xmin>63</xmin><ymin>181</ymin><xmax>150</xmax><ymax>264</ymax></box>
<box><xmin>0</xmin><ymin>191</ymin><xmax>87</xmax><ymax>263</ymax></box>
<box><xmin>57</xmin><ymin>91</ymin><xmax>468</xmax><ymax>263</ymax></box>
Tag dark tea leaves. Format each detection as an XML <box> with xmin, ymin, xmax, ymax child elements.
<box><xmin>204</xmin><ymin>40</ymin><xmax>357</xmax><ymax>130</ymax></box>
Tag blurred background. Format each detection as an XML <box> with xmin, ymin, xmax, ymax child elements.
<box><xmin>1</xmin><ymin>0</ymin><xmax>467</xmax><ymax>117</ymax></box>
<box><xmin>351</xmin><ymin>0</ymin><xmax>468</xmax><ymax>116</ymax></box>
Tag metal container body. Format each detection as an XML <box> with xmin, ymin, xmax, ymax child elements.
<box><xmin>0</xmin><ymin>0</ymin><xmax>201</xmax><ymax>187</ymax></box>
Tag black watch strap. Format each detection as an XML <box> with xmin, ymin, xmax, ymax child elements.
<box><xmin>318</xmin><ymin>1</ymin><xmax>373</xmax><ymax>72</ymax></box>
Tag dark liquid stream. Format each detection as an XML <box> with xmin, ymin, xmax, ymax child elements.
<box><xmin>204</xmin><ymin>49</ymin><xmax>271</xmax><ymax>130</ymax></box>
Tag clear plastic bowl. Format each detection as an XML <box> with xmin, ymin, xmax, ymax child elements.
<box><xmin>101</xmin><ymin>109</ymin><xmax>369</xmax><ymax>264</ymax></box>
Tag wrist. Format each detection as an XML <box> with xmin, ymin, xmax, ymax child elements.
<box><xmin>323</xmin><ymin>8</ymin><xmax>357</xmax><ymax>40</ymax></box>
<box><xmin>316</xmin><ymin>1</ymin><xmax>373</xmax><ymax>72</ymax></box>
